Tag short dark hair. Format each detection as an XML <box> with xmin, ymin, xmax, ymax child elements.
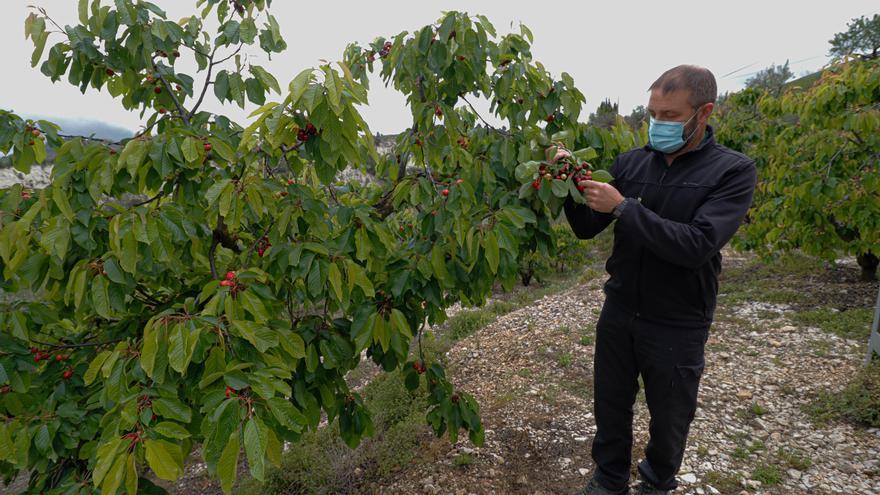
<box><xmin>648</xmin><ymin>65</ymin><xmax>717</xmax><ymax>107</ymax></box>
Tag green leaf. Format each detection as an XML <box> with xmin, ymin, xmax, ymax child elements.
<box><xmin>218</xmin><ymin>430</ymin><xmax>240</xmax><ymax>495</ymax></box>
<box><xmin>372</xmin><ymin>314</ymin><xmax>390</xmax><ymax>352</ymax></box>
<box><xmin>327</xmin><ymin>262</ymin><xmax>344</xmax><ymax>302</ymax></box>
<box><xmin>214</xmin><ymin>71</ymin><xmax>230</xmax><ymax>102</ymax></box>
<box><xmin>101</xmin><ymin>453</ymin><xmax>126</xmax><ymax>495</ymax></box>
<box><xmin>266</xmin><ymin>397</ymin><xmax>306</xmax><ymax>433</ymax></box>
<box><xmin>430</xmin><ymin>244</ymin><xmax>449</xmax><ymax>282</ymax></box>
<box><xmin>231</xmin><ymin>320</ymin><xmax>278</xmax><ymax>353</ymax></box>
<box><xmin>551</xmin><ymin>179</ymin><xmax>569</xmax><ymax>198</ymax></box>
<box><xmin>182</xmin><ymin>137</ymin><xmax>201</xmax><ymax>163</ymax></box>
<box><xmin>153</xmin><ymin>398</ymin><xmax>192</xmax><ymax>423</ymax></box>
<box><xmin>390</xmin><ymin>308</ymin><xmax>412</xmax><ymax>339</ymax></box>
<box><xmin>153</xmin><ymin>422</ymin><xmax>191</xmax><ymax>440</ymax></box>
<box><xmin>78</xmin><ymin>0</ymin><xmax>89</xmax><ymax>26</ymax></box>
<box><xmin>51</xmin><ymin>186</ymin><xmax>74</xmax><ymax>223</ymax></box>
<box><xmin>482</xmin><ymin>231</ymin><xmax>499</xmax><ymax>275</ymax></box>
<box><xmin>125</xmin><ymin>453</ymin><xmax>138</xmax><ymax>495</ymax></box>
<box><xmin>93</xmin><ymin>438</ymin><xmax>123</xmax><ymax>487</ymax></box>
<box><xmin>238</xmin><ymin>290</ymin><xmax>270</xmax><ymax>323</ymax></box>
<box><xmin>251</xmin><ymin>65</ymin><xmax>280</xmax><ymax>94</ymax></box>
<box><xmin>322</xmin><ymin>66</ymin><xmax>343</xmax><ymax>115</ymax></box>
<box><xmin>288</xmin><ymin>68</ymin><xmax>313</xmax><ymax>107</ymax></box>
<box><xmin>591</xmin><ymin>169</ymin><xmax>614</xmax><ymax>183</ymax></box>
<box><xmin>243</xmin><ymin>417</ymin><xmax>267</xmax><ymax>481</ymax></box>
<box><xmin>84</xmin><ymin>351</ymin><xmax>111</xmax><ymax>385</ymax></box>
<box><xmin>573</xmin><ymin>147</ymin><xmax>598</xmax><ymax>162</ymax></box>
<box><xmin>91</xmin><ymin>274</ymin><xmax>112</xmax><ymax>318</ymax></box>
<box><xmin>144</xmin><ymin>439</ymin><xmax>184</xmax><ymax>481</ymax></box>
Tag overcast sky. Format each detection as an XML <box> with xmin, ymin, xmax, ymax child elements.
<box><xmin>1</xmin><ymin>1</ymin><xmax>876</xmax><ymax>135</ymax></box>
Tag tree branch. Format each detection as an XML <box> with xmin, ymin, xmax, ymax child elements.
<box><xmin>460</xmin><ymin>95</ymin><xmax>511</xmax><ymax>136</ymax></box>
<box><xmin>189</xmin><ymin>45</ymin><xmax>220</xmax><ymax>118</ymax></box>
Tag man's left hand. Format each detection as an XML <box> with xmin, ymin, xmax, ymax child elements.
<box><xmin>578</xmin><ymin>179</ymin><xmax>624</xmax><ymax>213</ymax></box>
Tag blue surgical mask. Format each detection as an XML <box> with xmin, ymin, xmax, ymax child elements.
<box><xmin>648</xmin><ymin>108</ymin><xmax>701</xmax><ymax>154</ymax></box>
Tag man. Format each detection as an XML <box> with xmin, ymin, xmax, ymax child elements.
<box><xmin>557</xmin><ymin>65</ymin><xmax>757</xmax><ymax>494</ymax></box>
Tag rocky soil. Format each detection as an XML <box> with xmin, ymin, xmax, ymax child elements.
<box><xmin>369</xmin><ymin>250</ymin><xmax>880</xmax><ymax>495</ymax></box>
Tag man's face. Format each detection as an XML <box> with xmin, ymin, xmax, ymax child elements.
<box><xmin>647</xmin><ymin>89</ymin><xmax>713</xmax><ymax>138</ymax></box>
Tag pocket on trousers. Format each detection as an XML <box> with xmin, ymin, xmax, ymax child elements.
<box><xmin>676</xmin><ymin>361</ymin><xmax>705</xmax><ymax>380</ymax></box>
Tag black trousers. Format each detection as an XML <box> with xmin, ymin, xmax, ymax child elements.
<box><xmin>591</xmin><ymin>299</ymin><xmax>708</xmax><ymax>492</ymax></box>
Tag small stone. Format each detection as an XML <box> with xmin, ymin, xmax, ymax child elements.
<box><xmin>736</xmin><ymin>389</ymin><xmax>753</xmax><ymax>400</ymax></box>
<box><xmin>787</xmin><ymin>468</ymin><xmax>802</xmax><ymax>480</ymax></box>
<box><xmin>578</xmin><ymin>468</ymin><xmax>589</xmax><ymax>476</ymax></box>
<box><xmin>681</xmin><ymin>473</ymin><xmax>697</xmax><ymax>484</ymax></box>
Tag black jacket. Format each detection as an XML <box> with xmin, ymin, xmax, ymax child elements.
<box><xmin>564</xmin><ymin>125</ymin><xmax>757</xmax><ymax>328</ymax></box>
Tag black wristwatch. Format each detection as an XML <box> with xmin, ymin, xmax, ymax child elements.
<box><xmin>612</xmin><ymin>198</ymin><xmax>630</xmax><ymax>218</ymax></box>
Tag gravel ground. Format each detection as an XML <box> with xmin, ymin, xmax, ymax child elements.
<box><xmin>372</xmin><ymin>252</ymin><xmax>880</xmax><ymax>495</ymax></box>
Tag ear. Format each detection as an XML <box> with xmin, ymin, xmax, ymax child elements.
<box><xmin>699</xmin><ymin>102</ymin><xmax>714</xmax><ymax>123</ymax></box>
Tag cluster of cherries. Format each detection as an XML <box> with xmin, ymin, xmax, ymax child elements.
<box><xmin>23</xmin><ymin>124</ymin><xmax>41</xmax><ymax>146</ymax></box>
<box><xmin>531</xmin><ymin>155</ymin><xmax>593</xmax><ymax>192</ymax></box>
<box><xmin>219</xmin><ymin>271</ymin><xmax>238</xmax><ymax>288</ymax></box>
<box><xmin>297</xmin><ymin>122</ymin><xmax>318</xmax><ymax>142</ymax></box>
<box><xmin>412</xmin><ymin>360</ymin><xmax>427</xmax><ymax>374</ymax></box>
<box><xmin>30</xmin><ymin>347</ymin><xmax>74</xmax><ymax>379</ymax></box>
<box><xmin>256</xmin><ymin>235</ymin><xmax>272</xmax><ymax>257</ymax></box>
<box><xmin>378</xmin><ymin>41</ymin><xmax>393</xmax><ymax>58</ymax></box>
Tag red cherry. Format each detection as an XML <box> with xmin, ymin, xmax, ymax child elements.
<box><xmin>30</xmin><ymin>347</ymin><xmax>39</xmax><ymax>354</ymax></box>
<box><xmin>279</xmin><ymin>191</ymin><xmax>288</xmax><ymax>197</ymax></box>
<box><xmin>545</xmin><ymin>114</ymin><xmax>555</xmax><ymax>123</ymax></box>
<box><xmin>203</xmin><ymin>143</ymin><xmax>213</xmax><ymax>152</ymax></box>
<box><xmin>414</xmin><ymin>138</ymin><xmax>422</xmax><ymax>146</ymax></box>
<box><xmin>55</xmin><ymin>354</ymin><xmax>64</xmax><ymax>362</ymax></box>
<box><xmin>105</xmin><ymin>68</ymin><xmax>115</xmax><ymax>77</ymax></box>
<box><xmin>532</xmin><ymin>180</ymin><xmax>541</xmax><ymax>190</ymax></box>
<box><xmin>175</xmin><ymin>84</ymin><xmax>183</xmax><ymax>92</ymax></box>
<box><xmin>456</xmin><ymin>55</ymin><xmax>465</xmax><ymax>61</ymax></box>
<box><xmin>109</xmin><ymin>149</ymin><xmax>117</xmax><ymax>155</ymax></box>
<box><xmin>21</xmin><ymin>191</ymin><xmax>31</xmax><ymax>200</ymax></box>
<box><xmin>287</xmin><ymin>179</ymin><xmax>295</xmax><ymax>185</ymax></box>
<box><xmin>62</xmin><ymin>370</ymin><xmax>74</xmax><ymax>380</ymax></box>
<box><xmin>441</xmin><ymin>189</ymin><xmax>449</xmax><ymax>197</ymax></box>
<box><xmin>219</xmin><ymin>280</ymin><xmax>232</xmax><ymax>287</ymax></box>
<box><xmin>158</xmin><ymin>108</ymin><xmax>167</xmax><ymax>114</ymax></box>
<box><xmin>154</xmin><ymin>86</ymin><xmax>162</xmax><ymax>94</ymax></box>
<box><xmin>226</xmin><ymin>271</ymin><xmax>236</xmax><ymax>280</ymax></box>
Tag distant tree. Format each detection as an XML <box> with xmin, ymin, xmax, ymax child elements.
<box><xmin>830</xmin><ymin>14</ymin><xmax>880</xmax><ymax>59</ymax></box>
<box><xmin>588</xmin><ymin>98</ymin><xmax>619</xmax><ymax>128</ymax></box>
<box><xmin>745</xmin><ymin>60</ymin><xmax>794</xmax><ymax>95</ymax></box>
<box><xmin>624</xmin><ymin>105</ymin><xmax>647</xmax><ymax>129</ymax></box>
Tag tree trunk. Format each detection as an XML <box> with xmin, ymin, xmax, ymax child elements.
<box><xmin>857</xmin><ymin>252</ymin><xmax>878</xmax><ymax>281</ymax></box>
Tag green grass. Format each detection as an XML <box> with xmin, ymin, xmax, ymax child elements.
<box><xmin>557</xmin><ymin>351</ymin><xmax>573</xmax><ymax>368</ymax></box>
<box><xmin>804</xmin><ymin>361</ymin><xmax>880</xmax><ymax>428</ymax></box>
<box><xmin>776</xmin><ymin>447</ymin><xmax>812</xmax><ymax>471</ymax></box>
<box><xmin>790</xmin><ymin>307</ymin><xmax>873</xmax><ymax>340</ymax></box>
<box><xmin>703</xmin><ymin>470</ymin><xmax>742</xmax><ymax>494</ymax></box>
<box><xmin>453</xmin><ymin>453</ymin><xmax>475</xmax><ymax>467</ymax></box>
<box><xmin>751</xmin><ymin>464</ymin><xmax>783</xmax><ymax>486</ymax></box>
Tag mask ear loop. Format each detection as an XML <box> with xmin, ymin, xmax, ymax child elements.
<box><xmin>681</xmin><ymin>104</ymin><xmax>704</xmax><ymax>144</ymax></box>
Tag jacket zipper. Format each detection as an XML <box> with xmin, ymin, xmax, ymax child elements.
<box><xmin>635</xmin><ymin>159</ymin><xmax>670</xmax><ymax>317</ymax></box>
